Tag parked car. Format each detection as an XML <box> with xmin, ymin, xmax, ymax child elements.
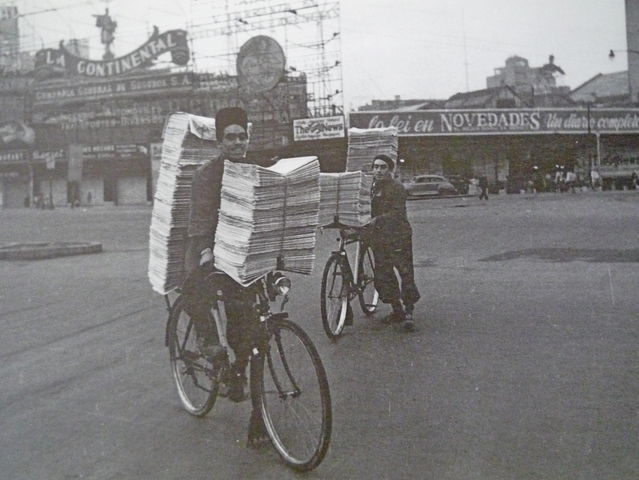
<box><xmin>403</xmin><ymin>174</ymin><xmax>458</xmax><ymax>197</ymax></box>
<box><xmin>446</xmin><ymin>175</ymin><xmax>470</xmax><ymax>194</ymax></box>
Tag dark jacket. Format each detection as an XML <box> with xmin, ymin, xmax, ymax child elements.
<box><xmin>370</xmin><ymin>177</ymin><xmax>412</xmax><ymax>245</ymax></box>
<box><xmin>185</xmin><ymin>155</ymin><xmax>253</xmax><ymax>272</ymax></box>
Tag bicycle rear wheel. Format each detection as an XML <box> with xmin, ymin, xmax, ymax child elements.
<box><xmin>357</xmin><ymin>244</ymin><xmax>379</xmax><ymax>314</ymax></box>
<box><xmin>252</xmin><ymin>319</ymin><xmax>332</xmax><ymax>472</ymax></box>
<box><xmin>168</xmin><ymin>297</ymin><xmax>220</xmax><ymax>417</ymax></box>
<box><xmin>320</xmin><ymin>254</ymin><xmax>349</xmax><ymax>339</ymax></box>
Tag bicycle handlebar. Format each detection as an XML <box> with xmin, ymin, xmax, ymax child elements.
<box><xmin>321</xmin><ymin>220</ymin><xmax>367</xmax><ymax>232</ymax></box>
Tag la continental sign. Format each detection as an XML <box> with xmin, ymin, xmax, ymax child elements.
<box><xmin>34</xmin><ymin>28</ymin><xmax>189</xmax><ymax>79</ymax></box>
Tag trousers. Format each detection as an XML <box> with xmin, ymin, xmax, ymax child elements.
<box><xmin>370</xmin><ymin>237</ymin><xmax>420</xmax><ymax>311</ymax></box>
<box><xmin>181</xmin><ymin>263</ymin><xmax>258</xmax><ymax>370</ymax></box>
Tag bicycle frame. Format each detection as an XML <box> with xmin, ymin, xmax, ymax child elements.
<box><xmin>166</xmin><ymin>268</ymin><xmax>331</xmax><ymax>471</ymax></box>
<box><xmin>330</xmin><ymin>228</ymin><xmax>366</xmax><ymax>298</ymax></box>
<box><xmin>163</xmin><ymin>271</ymin><xmax>288</xmax><ymax>354</ymax></box>
<box><xmin>212</xmin><ymin>272</ymin><xmax>290</xmax><ymax>359</ymax></box>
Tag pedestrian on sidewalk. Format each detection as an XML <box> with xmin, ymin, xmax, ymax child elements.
<box><xmin>478</xmin><ymin>175</ymin><xmax>489</xmax><ymax>200</ymax></box>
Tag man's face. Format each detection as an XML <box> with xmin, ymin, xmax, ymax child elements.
<box><xmin>372</xmin><ymin>159</ymin><xmax>392</xmax><ymax>181</ymax></box>
<box><xmin>220</xmin><ymin>124</ymin><xmax>249</xmax><ymax>160</ymax></box>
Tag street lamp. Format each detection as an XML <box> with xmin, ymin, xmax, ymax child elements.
<box><xmin>609</xmin><ymin>48</ymin><xmax>639</xmax><ymax>105</ymax></box>
<box><xmin>609</xmin><ymin>48</ymin><xmax>639</xmax><ymax>60</ymax></box>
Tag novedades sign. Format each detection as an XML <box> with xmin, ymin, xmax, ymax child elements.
<box><xmin>350</xmin><ymin>109</ymin><xmax>639</xmax><ymax>135</ymax></box>
<box><xmin>35</xmin><ymin>28</ymin><xmax>189</xmax><ymax>79</ymax></box>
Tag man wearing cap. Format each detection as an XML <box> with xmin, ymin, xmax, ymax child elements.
<box><xmin>182</xmin><ymin>106</ymin><xmax>267</xmax><ymax>444</ymax></box>
<box><xmin>366</xmin><ymin>154</ymin><xmax>420</xmax><ymax>331</ymax></box>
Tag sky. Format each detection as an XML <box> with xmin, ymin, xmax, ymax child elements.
<box><xmin>13</xmin><ymin>0</ymin><xmax>629</xmax><ymax>110</ymax></box>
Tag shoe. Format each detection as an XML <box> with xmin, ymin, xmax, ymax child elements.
<box><xmin>227</xmin><ymin>369</ymin><xmax>248</xmax><ymax>403</ymax></box>
<box><xmin>401</xmin><ymin>313</ymin><xmax>416</xmax><ymax>332</ymax></box>
<box><xmin>381</xmin><ymin>310</ymin><xmax>404</xmax><ymax>325</ymax></box>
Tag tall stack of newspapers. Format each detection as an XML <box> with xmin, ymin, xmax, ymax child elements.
<box><xmin>214</xmin><ymin>156</ymin><xmax>321</xmax><ymax>286</ymax></box>
<box><xmin>345</xmin><ymin>127</ymin><xmax>398</xmax><ymax>173</ymax></box>
<box><xmin>148</xmin><ymin>112</ymin><xmax>219</xmax><ymax>295</ymax></box>
<box><xmin>318</xmin><ymin>171</ymin><xmax>372</xmax><ymax>227</ymax></box>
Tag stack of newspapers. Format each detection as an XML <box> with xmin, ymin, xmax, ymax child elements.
<box><xmin>345</xmin><ymin>127</ymin><xmax>398</xmax><ymax>173</ymax></box>
<box><xmin>148</xmin><ymin>112</ymin><xmax>219</xmax><ymax>295</ymax></box>
<box><xmin>318</xmin><ymin>171</ymin><xmax>372</xmax><ymax>227</ymax></box>
<box><xmin>214</xmin><ymin>156</ymin><xmax>320</xmax><ymax>286</ymax></box>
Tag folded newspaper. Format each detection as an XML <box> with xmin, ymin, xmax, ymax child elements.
<box><xmin>214</xmin><ymin>156</ymin><xmax>321</xmax><ymax>286</ymax></box>
<box><xmin>346</xmin><ymin>126</ymin><xmax>398</xmax><ymax>173</ymax></box>
<box><xmin>318</xmin><ymin>171</ymin><xmax>372</xmax><ymax>227</ymax></box>
<box><xmin>148</xmin><ymin>112</ymin><xmax>219</xmax><ymax>295</ymax></box>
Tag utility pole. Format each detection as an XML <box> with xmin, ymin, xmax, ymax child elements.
<box><xmin>462</xmin><ymin>7</ymin><xmax>469</xmax><ymax>92</ymax></box>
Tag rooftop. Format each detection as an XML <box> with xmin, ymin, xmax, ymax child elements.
<box><xmin>570</xmin><ymin>71</ymin><xmax>629</xmax><ymax>104</ymax></box>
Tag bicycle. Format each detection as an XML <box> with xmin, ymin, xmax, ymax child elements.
<box><xmin>320</xmin><ymin>218</ymin><xmax>379</xmax><ymax>339</ymax></box>
<box><xmin>163</xmin><ymin>268</ymin><xmax>332</xmax><ymax>472</ymax></box>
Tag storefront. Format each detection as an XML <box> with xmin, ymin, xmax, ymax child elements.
<box><xmin>349</xmin><ymin>108</ymin><xmax>639</xmax><ymax>191</ymax></box>
<box><xmin>5</xmin><ymin>71</ymin><xmax>308</xmax><ymax>208</ymax></box>
<box><xmin>0</xmin><ymin>153</ymin><xmax>30</xmax><ymax>208</ymax></box>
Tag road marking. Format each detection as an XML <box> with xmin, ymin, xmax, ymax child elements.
<box><xmin>607</xmin><ymin>267</ymin><xmax>616</xmax><ymax>306</ymax></box>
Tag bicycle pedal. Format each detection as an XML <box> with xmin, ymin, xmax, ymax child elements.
<box><xmin>227</xmin><ymin>389</ymin><xmax>249</xmax><ymax>403</ymax></box>
<box><xmin>181</xmin><ymin>350</ymin><xmax>202</xmax><ymax>363</ymax></box>
<box><xmin>218</xmin><ymin>383</ymin><xmax>229</xmax><ymax>398</ymax></box>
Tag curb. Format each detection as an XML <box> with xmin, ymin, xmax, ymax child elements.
<box><xmin>0</xmin><ymin>242</ymin><xmax>103</xmax><ymax>260</ymax></box>
<box><xmin>407</xmin><ymin>194</ymin><xmax>473</xmax><ymax>201</ymax></box>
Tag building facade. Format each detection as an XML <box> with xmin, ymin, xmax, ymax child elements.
<box><xmin>626</xmin><ymin>0</ymin><xmax>639</xmax><ymax>103</ymax></box>
<box><xmin>349</xmin><ymin>108</ymin><xmax>639</xmax><ymax>192</ymax></box>
<box><xmin>0</xmin><ymin>69</ymin><xmax>308</xmax><ymax>208</ymax></box>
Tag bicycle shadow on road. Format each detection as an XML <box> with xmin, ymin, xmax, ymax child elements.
<box><xmin>478</xmin><ymin>248</ymin><xmax>639</xmax><ymax>263</ymax></box>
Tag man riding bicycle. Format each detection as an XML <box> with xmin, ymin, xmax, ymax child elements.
<box><xmin>181</xmin><ymin>106</ymin><xmax>267</xmax><ymax>443</ymax></box>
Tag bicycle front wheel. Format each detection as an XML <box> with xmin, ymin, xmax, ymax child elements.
<box><xmin>168</xmin><ymin>297</ymin><xmax>220</xmax><ymax>417</ymax></box>
<box><xmin>357</xmin><ymin>244</ymin><xmax>379</xmax><ymax>314</ymax></box>
<box><xmin>252</xmin><ymin>319</ymin><xmax>332</xmax><ymax>472</ymax></box>
<box><xmin>320</xmin><ymin>254</ymin><xmax>349</xmax><ymax>339</ymax></box>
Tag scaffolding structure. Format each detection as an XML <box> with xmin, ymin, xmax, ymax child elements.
<box><xmin>186</xmin><ymin>0</ymin><xmax>343</xmax><ymax>118</ymax></box>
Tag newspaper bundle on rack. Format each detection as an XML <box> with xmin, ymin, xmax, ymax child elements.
<box><xmin>345</xmin><ymin>127</ymin><xmax>398</xmax><ymax>173</ymax></box>
<box><xmin>148</xmin><ymin>112</ymin><xmax>219</xmax><ymax>295</ymax></box>
<box><xmin>318</xmin><ymin>171</ymin><xmax>372</xmax><ymax>227</ymax></box>
<box><xmin>214</xmin><ymin>156</ymin><xmax>321</xmax><ymax>286</ymax></box>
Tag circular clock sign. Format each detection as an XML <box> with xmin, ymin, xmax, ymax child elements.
<box><xmin>237</xmin><ymin>35</ymin><xmax>286</xmax><ymax>94</ymax></box>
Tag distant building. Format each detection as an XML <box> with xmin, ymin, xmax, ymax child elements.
<box><xmin>487</xmin><ymin>55</ymin><xmax>567</xmax><ymax>95</ymax></box>
<box><xmin>626</xmin><ymin>0</ymin><xmax>639</xmax><ymax>103</ymax></box>
<box><xmin>570</xmin><ymin>71</ymin><xmax>630</xmax><ymax>106</ymax></box>
<box><xmin>357</xmin><ymin>95</ymin><xmax>444</xmax><ymax>111</ymax></box>
<box><xmin>0</xmin><ymin>6</ymin><xmax>21</xmax><ymax>74</ymax></box>
<box><xmin>0</xmin><ymin>8</ymin><xmax>311</xmax><ymax>208</ymax></box>
<box><xmin>66</xmin><ymin>38</ymin><xmax>91</xmax><ymax>58</ymax></box>
<box><xmin>445</xmin><ymin>85</ymin><xmax>524</xmax><ymax>109</ymax></box>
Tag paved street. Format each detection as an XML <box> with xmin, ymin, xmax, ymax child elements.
<box><xmin>1</xmin><ymin>191</ymin><xmax>638</xmax><ymax>479</ymax></box>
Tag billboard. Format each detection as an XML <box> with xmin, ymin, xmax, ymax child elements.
<box><xmin>32</xmin><ymin>72</ymin><xmax>195</xmax><ymax>105</ymax></box>
<box><xmin>349</xmin><ymin>108</ymin><xmax>639</xmax><ymax>136</ymax></box>
<box><xmin>237</xmin><ymin>35</ymin><xmax>285</xmax><ymax>95</ymax></box>
<box><xmin>34</xmin><ymin>28</ymin><xmax>189</xmax><ymax>79</ymax></box>
<box><xmin>294</xmin><ymin>116</ymin><xmax>345</xmax><ymax>141</ymax></box>
<box><xmin>0</xmin><ymin>121</ymin><xmax>35</xmax><ymax>147</ymax></box>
